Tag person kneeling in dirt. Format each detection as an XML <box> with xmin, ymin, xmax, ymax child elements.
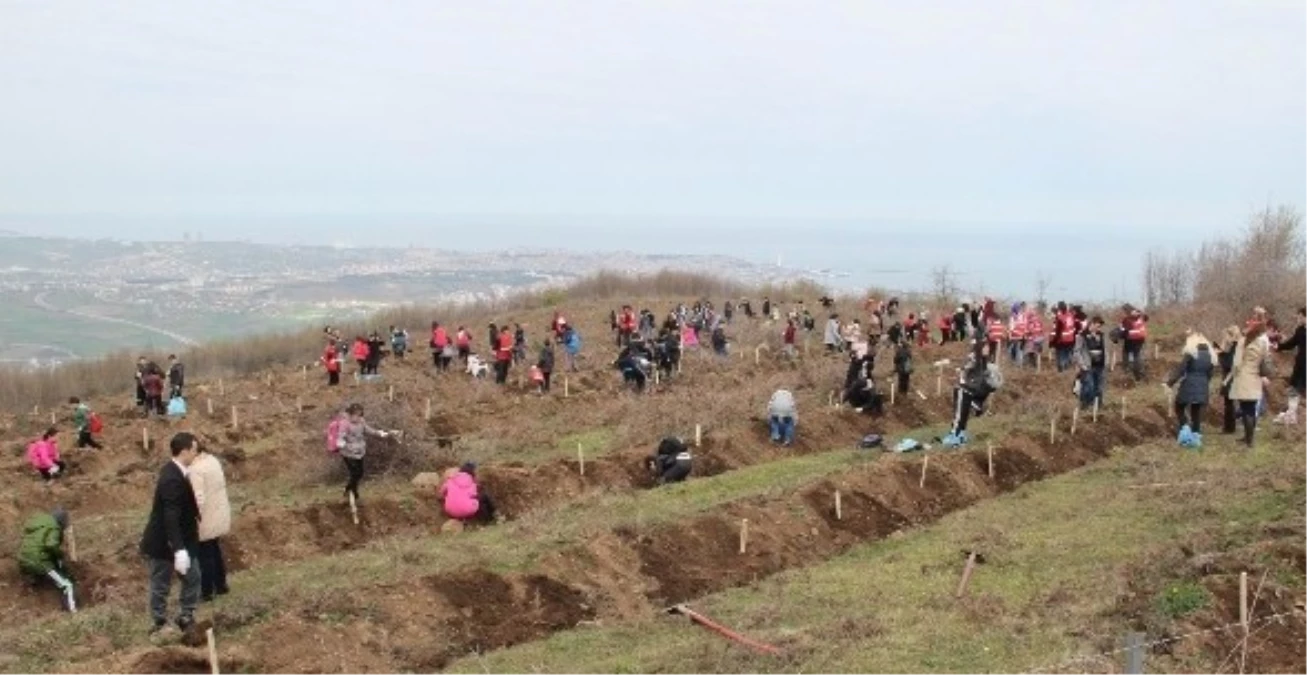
<box><xmin>943</xmin><ymin>342</ymin><xmax>1004</xmax><ymax>447</ymax></box>
<box><xmin>440</xmin><ymin>463</ymin><xmax>496</xmax><ymax>524</ymax></box>
<box><xmin>615</xmin><ymin>338</ymin><xmax>653</xmax><ymax>392</ymax></box>
<box><xmin>646</xmin><ymin>437</ymin><xmax>692</xmax><ymax>485</ymax></box>
<box><xmin>844</xmin><ymin>374</ymin><xmax>885</xmax><ymax>416</ymax></box>
<box><xmin>18</xmin><ymin>507</ymin><xmax>77</xmax><ymax>612</ymax></box>
<box><xmin>767</xmin><ymin>389</ymin><xmax>798</xmax><ymax>445</ymax></box>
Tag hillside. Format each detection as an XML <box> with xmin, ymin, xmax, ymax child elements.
<box><xmin>0</xmin><ymin>287</ymin><xmax>1302</xmax><ymax>674</ymax></box>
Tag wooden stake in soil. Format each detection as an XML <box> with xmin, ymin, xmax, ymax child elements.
<box><xmin>50</xmin><ymin>411</ymin><xmax>56</xmax><ymax>425</ymax></box>
<box><xmin>66</xmin><ymin>526</ymin><xmax>77</xmax><ymax>563</ymax></box>
<box><xmin>206</xmin><ymin>627</ymin><xmax>219</xmax><ymax>675</ymax></box>
<box><xmin>230</xmin><ymin>406</ymin><xmax>239</xmax><ymax>430</ymax></box>
<box><xmin>1121</xmin><ymin>396</ymin><xmax>1127</xmax><ymax>421</ymax></box>
<box><xmin>1153</xmin><ymin>343</ymin><xmax>1160</xmax><ymax>360</ymax></box>
<box><xmin>577</xmin><ymin>443</ymin><xmax>585</xmax><ymax>476</ymax></box>
<box><xmin>295</xmin><ymin>397</ymin><xmax>303</xmax><ymax>413</ymax></box>
<box><xmin>142</xmin><ymin>427</ymin><xmax>149</xmax><ymax>451</ymax></box>
<box><xmin>695</xmin><ymin>424</ymin><xmax>702</xmax><ymax>448</ymax></box>
<box><xmin>1036</xmin><ymin>351</ymin><xmax>1042</xmax><ymax>372</ymax></box>
<box><xmin>955</xmin><ymin>551</ymin><xmax>979</xmax><ymax>598</ymax></box>
<box><xmin>889</xmin><ymin>379</ymin><xmax>897</xmax><ymax>406</ymax></box>
<box><xmin>738</xmin><ymin>518</ymin><xmax>749</xmax><ymax>554</ymax></box>
<box><xmin>388</xmin><ymin>385</ymin><xmax>395</xmax><ymax>402</ymax></box>
<box><xmin>348</xmin><ymin>492</ymin><xmax>359</xmax><ymax>526</ymax></box>
<box><xmin>834</xmin><ymin>490</ymin><xmax>842</xmax><ymax>521</ymax></box>
<box><xmin>1049</xmin><ymin>413</ymin><xmax>1057</xmax><ymax>444</ymax></box>
<box><xmin>564</xmin><ymin>376</ymin><xmax>569</xmax><ymax>398</ymax></box>
<box><xmin>424</xmin><ymin>398</ymin><xmax>432</xmax><ymax>421</ymax></box>
<box><xmin>1071</xmin><ymin>407</ymin><xmax>1079</xmax><ymax>435</ymax></box>
<box><xmin>206</xmin><ymin>398</ymin><xmax>214</xmax><ymax>416</ymax></box>
<box><xmin>919</xmin><ymin>455</ymin><xmax>929</xmax><ymax>489</ymax></box>
<box><xmin>218</xmin><ymin>378</ymin><xmax>225</xmax><ymax>396</ymax></box>
<box><xmin>1092</xmin><ymin>397</ymin><xmax>1100</xmax><ymax>423</ymax></box>
<box><xmin>935</xmin><ymin>367</ymin><xmax>943</xmax><ymax>396</ymax></box>
<box><xmin>1239</xmin><ymin>571</ymin><xmax>1249</xmax><ymax>632</ymax></box>
<box><xmin>987</xmin><ymin>442</ymin><xmax>994</xmax><ymax>478</ymax></box>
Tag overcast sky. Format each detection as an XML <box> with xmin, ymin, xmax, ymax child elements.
<box><xmin>0</xmin><ymin>0</ymin><xmax>1302</xmax><ymax>238</ymax></box>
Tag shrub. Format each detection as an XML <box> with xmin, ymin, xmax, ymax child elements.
<box><xmin>1155</xmin><ymin>581</ymin><xmax>1211</xmax><ymax>619</ymax></box>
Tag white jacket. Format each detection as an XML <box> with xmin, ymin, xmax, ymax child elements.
<box><xmin>188</xmin><ymin>452</ymin><xmax>231</xmax><ymax>541</ymax></box>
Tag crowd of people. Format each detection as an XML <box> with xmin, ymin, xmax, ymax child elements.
<box><xmin>14</xmin><ymin>287</ymin><xmax>1303</xmax><ymax>644</ymax></box>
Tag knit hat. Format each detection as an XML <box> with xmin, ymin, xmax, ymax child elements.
<box><xmin>460</xmin><ymin>462</ymin><xmax>477</xmax><ymax>476</ymax></box>
<box><xmin>51</xmin><ymin>507</ymin><xmax>68</xmax><ymax>530</ymax></box>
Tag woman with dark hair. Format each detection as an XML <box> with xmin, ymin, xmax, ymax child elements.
<box><xmin>1273</xmin><ymin>307</ymin><xmax>1305</xmax><ymax>425</ymax></box>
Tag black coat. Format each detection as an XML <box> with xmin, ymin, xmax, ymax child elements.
<box><xmin>139</xmin><ymin>461</ymin><xmax>200</xmax><ymax>559</ymax></box>
<box><xmin>1168</xmin><ymin>346</ymin><xmax>1215</xmax><ymax>405</ymax></box>
<box><xmin>168</xmin><ymin>362</ymin><xmax>184</xmax><ymax>387</ymax></box>
<box><xmin>1280</xmin><ymin>325</ymin><xmax>1305</xmax><ymax>391</ymax></box>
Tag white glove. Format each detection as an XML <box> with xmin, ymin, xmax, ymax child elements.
<box><xmin>48</xmin><ymin>464</ymin><xmax>61</xmax><ymax>476</ymax></box>
<box><xmin>174</xmin><ymin>549</ymin><xmax>191</xmax><ymax>576</ymax></box>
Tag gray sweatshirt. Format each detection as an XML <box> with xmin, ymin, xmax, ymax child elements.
<box><xmin>338</xmin><ymin>419</ymin><xmax>386</xmax><ymax>460</ymax></box>
<box><xmin>768</xmin><ymin>389</ymin><xmax>798</xmax><ymax>421</ymax></box>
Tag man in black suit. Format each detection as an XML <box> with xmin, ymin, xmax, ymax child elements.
<box><xmin>139</xmin><ymin>432</ymin><xmax>202</xmax><ymax>637</ymax></box>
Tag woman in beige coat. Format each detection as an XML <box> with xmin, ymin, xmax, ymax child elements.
<box><xmin>1225</xmin><ymin>324</ymin><xmax>1272</xmax><ymax>447</ymax></box>
<box><xmin>187</xmin><ymin>446</ymin><xmax>231</xmax><ymax>601</ymax></box>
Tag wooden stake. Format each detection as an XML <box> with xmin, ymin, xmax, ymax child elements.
<box><xmin>206</xmin><ymin>398</ymin><xmax>214</xmax><ymax>416</ymax></box>
<box><xmin>987</xmin><ymin>442</ymin><xmax>994</xmax><ymax>478</ymax></box>
<box><xmin>935</xmin><ymin>368</ymin><xmax>943</xmax><ymax>396</ymax></box>
<box><xmin>50</xmin><ymin>411</ymin><xmax>56</xmax><ymax>425</ymax></box>
<box><xmin>834</xmin><ymin>490</ymin><xmax>842</xmax><ymax>521</ymax></box>
<box><xmin>301</xmin><ymin>364</ymin><xmax>308</xmax><ymax>381</ymax></box>
<box><xmin>577</xmin><ymin>443</ymin><xmax>585</xmax><ymax>476</ymax></box>
<box><xmin>424</xmin><ymin>398</ymin><xmax>432</xmax><ymax>421</ymax></box>
<box><xmin>218</xmin><ymin>378</ymin><xmax>225</xmax><ymax>396</ymax></box>
<box><xmin>1071</xmin><ymin>407</ymin><xmax>1079</xmax><ymax>435</ymax></box>
<box><xmin>695</xmin><ymin>424</ymin><xmax>702</xmax><ymax>447</ymax></box>
<box><xmin>919</xmin><ymin>455</ymin><xmax>929</xmax><ymax>489</ymax></box>
<box><xmin>564</xmin><ymin>377</ymin><xmax>569</xmax><ymax>398</ymax></box>
<box><xmin>1121</xmin><ymin>396</ymin><xmax>1127</xmax><ymax>421</ymax></box>
<box><xmin>1239</xmin><ymin>571</ymin><xmax>1249</xmax><ymax>632</ymax></box>
<box><xmin>890</xmin><ymin>379</ymin><xmax>897</xmax><ymax>406</ymax></box>
<box><xmin>66</xmin><ymin>526</ymin><xmax>77</xmax><ymax>563</ymax></box>
<box><xmin>916</xmin><ymin>389</ymin><xmax>928</xmax><ymax>401</ymax></box>
<box><xmin>265</xmin><ymin>373</ymin><xmax>272</xmax><ymax>388</ymax></box>
<box><xmin>1036</xmin><ymin>351</ymin><xmax>1042</xmax><ymax>372</ymax></box>
<box><xmin>1092</xmin><ymin>397</ymin><xmax>1100</xmax><ymax>423</ymax></box>
<box><xmin>206</xmin><ymin>627</ymin><xmax>219</xmax><ymax>675</ymax></box>
<box><xmin>739</xmin><ymin>518</ymin><xmax>749</xmax><ymax>554</ymax></box>
<box><xmin>349</xmin><ymin>492</ymin><xmax>359</xmax><ymax>525</ymax></box>
<box><xmin>388</xmin><ymin>385</ymin><xmax>394</xmax><ymax>402</ymax></box>
<box><xmin>1153</xmin><ymin>343</ymin><xmax>1160</xmax><ymax>360</ymax></box>
<box><xmin>1049</xmin><ymin>414</ymin><xmax>1057</xmax><ymax>444</ymax></box>
<box><xmin>295</xmin><ymin>397</ymin><xmax>303</xmax><ymax>413</ymax></box>
<box><xmin>231</xmin><ymin>406</ymin><xmax>239</xmax><ymax>430</ymax></box>
<box><xmin>142</xmin><ymin>427</ymin><xmax>149</xmax><ymax>450</ymax></box>
<box><xmin>955</xmin><ymin>551</ymin><xmax>979</xmax><ymax>598</ymax></box>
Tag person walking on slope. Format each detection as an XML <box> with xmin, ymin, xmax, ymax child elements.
<box><xmin>1073</xmin><ymin>317</ymin><xmax>1108</xmax><ymax>409</ymax></box>
<box><xmin>1225</xmin><ymin>323</ymin><xmax>1272</xmax><ymax>448</ymax></box>
<box><xmin>1273</xmin><ymin>307</ymin><xmax>1305</xmax><ymax>426</ymax></box>
<box><xmin>1216</xmin><ymin>325</ymin><xmax>1242</xmax><ymax>434</ymax></box>
<box><xmin>1052</xmin><ymin>302</ymin><xmax>1078</xmax><ymax>373</ymax></box>
<box><xmin>455</xmin><ymin>326</ymin><xmax>472</xmax><ymax>364</ymax></box>
<box><xmin>187</xmin><ymin>444</ymin><xmax>231</xmax><ymax>602</ymax></box>
<box><xmin>1007</xmin><ymin>303</ymin><xmax>1027</xmax><ymax>365</ymax></box>
<box><xmin>943</xmin><ymin>342</ymin><xmax>1004</xmax><ymax>447</ymax></box>
<box><xmin>537</xmin><ymin>339</ymin><xmax>555</xmax><ymax>393</ymax></box>
<box><xmin>389</xmin><ymin>325</ymin><xmax>409</xmax><ymax>360</ymax></box>
<box><xmin>767</xmin><ymin>389</ymin><xmax>798</xmax><ymax>446</ymax></box>
<box><xmin>1120</xmin><ymin>307</ymin><xmax>1148</xmax><ymax>381</ymax></box>
<box><xmin>321</xmin><ymin>338</ymin><xmax>342</xmax><ymax>386</ymax></box>
<box><xmin>167</xmin><ymin>355</ymin><xmax>185</xmax><ymax>400</ymax></box>
<box><xmin>18</xmin><ymin>507</ymin><xmax>77</xmax><ymax>612</ymax></box>
<box><xmin>140</xmin><ymin>432</ymin><xmax>203</xmax><ymax>639</ymax></box>
<box><xmin>824</xmin><ymin>314</ymin><xmax>843</xmax><ymax>353</ymax></box>
<box><xmin>135</xmin><ymin>356</ymin><xmax>149</xmax><ymax>411</ymax></box>
<box><xmin>27</xmin><ymin>428</ymin><xmax>65</xmax><ymax>482</ymax></box>
<box><xmin>430</xmin><ymin>321</ymin><xmax>448</xmax><ymax>370</ymax></box>
<box><xmin>494</xmin><ymin>325</ymin><xmax>514</xmax><ymax>384</ymax></box>
<box><xmin>440</xmin><ymin>462</ymin><xmax>496</xmax><ymax>524</ymax></box>
<box><xmin>893</xmin><ymin>334</ymin><xmax>914</xmax><ymax>396</ymax></box>
<box><xmin>333</xmin><ymin>404</ymin><xmax>394</xmax><ymax>505</ymax></box>
<box><xmin>142</xmin><ymin>365</ymin><xmax>166</xmax><ymax>417</ymax></box>
<box><xmin>69</xmin><ymin>397</ymin><xmax>103</xmax><ymax>449</ymax></box>
<box><xmin>1167</xmin><ymin>332</ymin><xmax>1215</xmax><ymax>439</ymax></box>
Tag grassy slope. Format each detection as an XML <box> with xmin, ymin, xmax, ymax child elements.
<box><xmin>447</xmin><ymin>433</ymin><xmax>1305</xmax><ymax>674</ymax></box>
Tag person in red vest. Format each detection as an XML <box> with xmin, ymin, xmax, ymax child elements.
<box><xmin>985</xmin><ymin>315</ymin><xmax>1006</xmax><ymax>364</ymax></box>
<box><xmin>938</xmin><ymin>313</ymin><xmax>953</xmax><ymax>345</ymax></box>
<box><xmin>455</xmin><ymin>326</ymin><xmax>472</xmax><ymax>363</ymax></box>
<box><xmin>1024</xmin><ymin>309</ymin><xmax>1046</xmax><ymax>368</ymax></box>
<box><xmin>494</xmin><ymin>325</ymin><xmax>514</xmax><ymax>384</ymax></box>
<box><xmin>1120</xmin><ymin>307</ymin><xmax>1148</xmax><ymax>381</ymax></box>
<box><xmin>782</xmin><ymin>318</ymin><xmax>798</xmax><ymax>358</ymax></box>
<box><xmin>550</xmin><ymin>311</ymin><xmax>568</xmax><ymax>339</ymax></box>
<box><xmin>321</xmin><ymin>339</ymin><xmax>341</xmax><ymax>386</ymax></box>
<box><xmin>1052</xmin><ymin>301</ymin><xmax>1079</xmax><ymax>373</ymax></box>
<box><xmin>617</xmin><ymin>305</ymin><xmax>637</xmax><ymax>348</ymax></box>
<box><xmin>430</xmin><ymin>321</ymin><xmax>450</xmax><ymax>370</ymax></box>
<box><xmin>351</xmin><ymin>336</ymin><xmax>369</xmax><ymax>376</ymax></box>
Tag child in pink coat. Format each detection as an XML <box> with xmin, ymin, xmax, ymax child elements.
<box><xmin>440</xmin><ymin>462</ymin><xmax>496</xmax><ymax>523</ymax></box>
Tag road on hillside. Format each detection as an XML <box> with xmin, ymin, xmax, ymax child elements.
<box><xmin>33</xmin><ymin>292</ymin><xmax>198</xmax><ymax>346</ymax></box>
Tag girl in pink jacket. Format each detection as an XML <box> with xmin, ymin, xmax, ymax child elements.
<box><xmin>440</xmin><ymin>463</ymin><xmax>496</xmax><ymax>523</ymax></box>
<box><xmin>27</xmin><ymin>428</ymin><xmax>65</xmax><ymax>481</ymax></box>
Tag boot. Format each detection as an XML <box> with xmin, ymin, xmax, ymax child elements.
<box><xmin>1241</xmin><ymin>417</ymin><xmax>1256</xmax><ymax>448</ymax></box>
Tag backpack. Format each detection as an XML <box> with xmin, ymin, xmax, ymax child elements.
<box><xmin>858</xmin><ymin>434</ymin><xmax>884</xmax><ymax>449</ymax></box>
<box><xmin>88</xmin><ymin>411</ymin><xmax>104</xmax><ymax>434</ymax></box>
<box><xmin>167</xmin><ymin>397</ymin><xmax>187</xmax><ymax>417</ymax></box>
<box><xmin>326</xmin><ymin>414</ymin><xmax>348</xmax><ymax>455</ymax></box>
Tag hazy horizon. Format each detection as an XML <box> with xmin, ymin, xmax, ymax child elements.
<box><xmin>1</xmin><ymin>0</ymin><xmax>1302</xmax><ymax>242</ymax></box>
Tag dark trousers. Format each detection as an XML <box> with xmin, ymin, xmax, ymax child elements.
<box><xmin>1124</xmin><ymin>341</ymin><xmax>1145</xmax><ymax>380</ymax></box>
<box><xmin>950</xmin><ymin>387</ymin><xmax>987</xmax><ymax>436</ymax></box>
<box><xmin>1222</xmin><ymin>395</ymin><xmax>1237</xmax><ymax>433</ymax></box>
<box><xmin>136</xmin><ymin>384</ymin><xmax>146</xmax><ymax>406</ymax></box>
<box><xmin>343</xmin><ymin>457</ymin><xmax>364</xmax><ymax>500</ymax></box>
<box><xmin>1175</xmin><ymin>402</ymin><xmax>1204</xmax><ymax>433</ymax></box>
<box><xmin>76</xmin><ymin>429</ymin><xmax>102</xmax><ymax>449</ymax></box>
<box><xmin>477</xmin><ymin>492</ymin><xmax>496</xmax><ymax>523</ymax></box>
<box><xmin>1079</xmin><ymin>367</ymin><xmax>1105</xmax><ymax>408</ymax></box>
<box><xmin>1237</xmin><ymin>400</ymin><xmax>1258</xmax><ymax>445</ymax></box>
<box><xmin>327</xmin><ymin>370</ymin><xmax>340</xmax><ymax>386</ymax></box>
<box><xmin>39</xmin><ymin>460</ymin><xmax>67</xmax><ymax>481</ymax></box>
<box><xmin>196</xmin><ymin>538</ymin><xmax>229</xmax><ymax>598</ymax></box>
<box><xmin>144</xmin><ymin>395</ymin><xmax>164</xmax><ymax>416</ymax></box>
<box><xmin>147</xmin><ymin>555</ymin><xmax>200</xmax><ymax>627</ymax></box>
<box><xmin>170</xmin><ymin>384</ymin><xmax>183</xmax><ymax>399</ymax></box>
<box><xmin>541</xmin><ymin>371</ymin><xmax>552</xmax><ymax>392</ymax></box>
<box><xmin>494</xmin><ymin>360</ymin><xmax>510</xmax><ymax>384</ymax></box>
<box><xmin>897</xmin><ymin>372</ymin><xmax>911</xmax><ymax>395</ymax></box>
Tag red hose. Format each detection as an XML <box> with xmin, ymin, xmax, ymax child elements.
<box><xmin>670</xmin><ymin>605</ymin><xmax>783</xmax><ymax>656</ymax></box>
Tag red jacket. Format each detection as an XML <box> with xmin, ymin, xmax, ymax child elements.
<box><xmin>987</xmin><ymin>319</ymin><xmax>1006</xmax><ymax>342</ymax></box>
<box><xmin>1054</xmin><ymin>311</ymin><xmax>1077</xmax><ymax>346</ymax></box>
<box><xmin>455</xmin><ymin>330</ymin><xmax>470</xmax><ymax>348</ymax></box>
<box><xmin>432</xmin><ymin>327</ymin><xmax>449</xmax><ymax>349</ymax></box>
<box><xmin>352</xmin><ymin>339</ymin><xmax>369</xmax><ymax>361</ymax></box>
<box><xmin>323</xmin><ymin>345</ymin><xmax>340</xmax><ymax>373</ymax></box>
<box><xmin>1025</xmin><ymin>315</ymin><xmax>1045</xmax><ymax>340</ymax></box>
<box><xmin>1009</xmin><ymin>315</ymin><xmax>1027</xmax><ymax>340</ymax></box>
<box><xmin>783</xmin><ymin>324</ymin><xmax>796</xmax><ymax>345</ymax></box>
<box><xmin>619</xmin><ymin>311</ymin><xmax>637</xmax><ymax>332</ymax></box>
<box><xmin>1125</xmin><ymin>316</ymin><xmax>1147</xmax><ymax>342</ymax></box>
